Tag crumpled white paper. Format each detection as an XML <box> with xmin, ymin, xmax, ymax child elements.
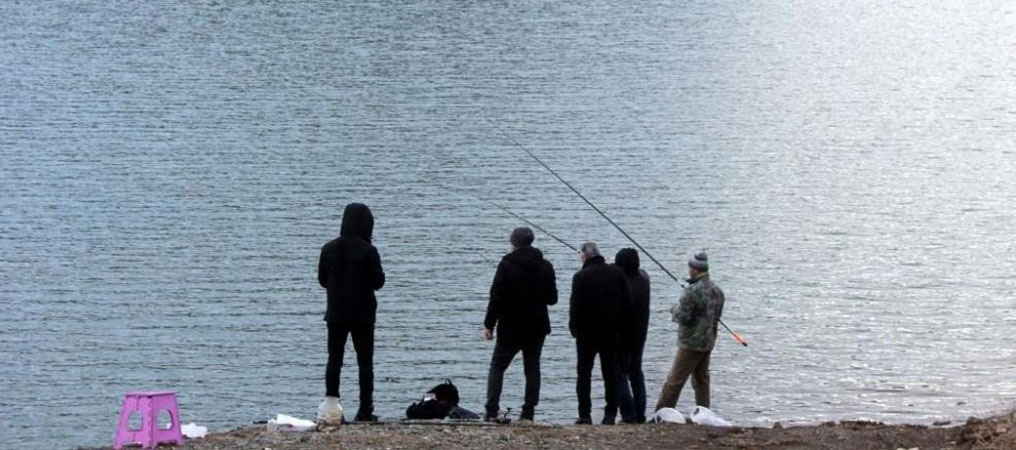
<box><xmin>181</xmin><ymin>422</ymin><xmax>208</xmax><ymax>438</ymax></box>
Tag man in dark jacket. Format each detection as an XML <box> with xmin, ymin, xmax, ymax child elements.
<box><xmin>655</xmin><ymin>251</ymin><xmax>725</xmax><ymax>412</ymax></box>
<box><xmin>319</xmin><ymin>203</ymin><xmax>385</xmax><ymax>422</ymax></box>
<box><xmin>484</xmin><ymin>227</ymin><xmax>557</xmax><ymax>422</ymax></box>
<box><xmin>570</xmin><ymin>242</ymin><xmax>632</xmax><ymax>424</ymax></box>
<box><xmin>609</xmin><ymin>248</ymin><xmax>651</xmax><ymax>424</ymax></box>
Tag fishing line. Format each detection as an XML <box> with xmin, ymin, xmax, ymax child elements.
<box><xmin>490</xmin><ymin>125</ymin><xmax>748</xmax><ymax>347</ymax></box>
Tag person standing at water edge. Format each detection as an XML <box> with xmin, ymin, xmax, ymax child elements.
<box><xmin>319</xmin><ymin>203</ymin><xmax>386</xmax><ymax>422</ymax></box>
<box><xmin>570</xmin><ymin>242</ymin><xmax>632</xmax><ymax>424</ymax></box>
<box><xmin>655</xmin><ymin>252</ymin><xmax>725</xmax><ymax>412</ymax></box>
<box><xmin>610</xmin><ymin>248</ymin><xmax>651</xmax><ymax>424</ymax></box>
<box><xmin>484</xmin><ymin>227</ymin><xmax>558</xmax><ymax>422</ymax></box>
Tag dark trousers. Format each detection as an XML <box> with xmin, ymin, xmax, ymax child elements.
<box><xmin>485</xmin><ymin>335</ymin><xmax>544</xmax><ymax>416</ymax></box>
<box><xmin>575</xmin><ymin>337</ymin><xmax>618</xmax><ymax>419</ymax></box>
<box><xmin>325</xmin><ymin>322</ymin><xmax>374</xmax><ymax>411</ymax></box>
<box><xmin>655</xmin><ymin>348</ymin><xmax>711</xmax><ymax>411</ymax></box>
<box><xmin>610</xmin><ymin>342</ymin><xmax>647</xmax><ymax>423</ymax></box>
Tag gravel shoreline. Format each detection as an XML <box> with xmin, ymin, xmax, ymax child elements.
<box><xmin>77</xmin><ymin>411</ymin><xmax>1016</xmax><ymax>450</ymax></box>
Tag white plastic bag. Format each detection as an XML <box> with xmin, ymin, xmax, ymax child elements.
<box><xmin>267</xmin><ymin>414</ymin><xmax>317</xmax><ymax>432</ymax></box>
<box><xmin>316</xmin><ymin>396</ymin><xmax>344</xmax><ymax>431</ymax></box>
<box><xmin>180</xmin><ymin>423</ymin><xmax>208</xmax><ymax>438</ymax></box>
<box><xmin>689</xmin><ymin>406</ymin><xmax>732</xmax><ymax>427</ymax></box>
<box><xmin>653</xmin><ymin>407</ymin><xmax>686</xmax><ymax>424</ymax></box>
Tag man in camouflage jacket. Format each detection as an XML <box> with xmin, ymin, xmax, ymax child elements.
<box><xmin>654</xmin><ymin>251</ymin><xmax>725</xmax><ymax>411</ymax></box>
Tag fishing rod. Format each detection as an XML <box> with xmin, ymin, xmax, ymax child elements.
<box><xmin>488</xmin><ymin>201</ymin><xmax>580</xmax><ymax>253</ymax></box>
<box><xmin>496</xmin><ymin>130</ymin><xmax>748</xmax><ymax>347</ymax></box>
<box><xmin>476</xmin><ymin>251</ymin><xmax>497</xmax><ymax>265</ymax></box>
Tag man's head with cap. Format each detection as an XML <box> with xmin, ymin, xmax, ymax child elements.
<box><xmin>688</xmin><ymin>251</ymin><xmax>709</xmax><ymax>278</ymax></box>
<box><xmin>580</xmin><ymin>241</ymin><xmax>601</xmax><ymax>263</ymax></box>
<box><xmin>510</xmin><ymin>227</ymin><xmax>535</xmax><ymax>249</ymax></box>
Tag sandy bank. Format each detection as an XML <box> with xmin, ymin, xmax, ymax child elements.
<box><xmin>78</xmin><ymin>411</ymin><xmax>1016</xmax><ymax>450</ymax></box>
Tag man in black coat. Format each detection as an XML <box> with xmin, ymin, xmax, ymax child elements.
<box><xmin>569</xmin><ymin>242</ymin><xmax>632</xmax><ymax>424</ymax></box>
<box><xmin>318</xmin><ymin>203</ymin><xmax>385</xmax><ymax>422</ymax></box>
<box><xmin>609</xmin><ymin>248</ymin><xmax>651</xmax><ymax>424</ymax></box>
<box><xmin>483</xmin><ymin>227</ymin><xmax>558</xmax><ymax>422</ymax></box>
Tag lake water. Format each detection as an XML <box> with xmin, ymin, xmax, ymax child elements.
<box><xmin>3</xmin><ymin>0</ymin><xmax>1016</xmax><ymax>448</ymax></box>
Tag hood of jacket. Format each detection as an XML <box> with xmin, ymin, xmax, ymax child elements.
<box><xmin>614</xmin><ymin>248</ymin><xmax>640</xmax><ymax>277</ymax></box>
<box><xmin>340</xmin><ymin>203</ymin><xmax>374</xmax><ymax>243</ymax></box>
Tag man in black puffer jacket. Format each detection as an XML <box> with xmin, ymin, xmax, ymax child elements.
<box><xmin>319</xmin><ymin>203</ymin><xmax>385</xmax><ymax>422</ymax></box>
<box><xmin>484</xmin><ymin>227</ymin><xmax>557</xmax><ymax>422</ymax></box>
<box><xmin>570</xmin><ymin>242</ymin><xmax>632</xmax><ymax>424</ymax></box>
<box><xmin>610</xmin><ymin>248</ymin><xmax>651</xmax><ymax>424</ymax></box>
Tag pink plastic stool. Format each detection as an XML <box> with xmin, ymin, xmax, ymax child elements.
<box><xmin>113</xmin><ymin>391</ymin><xmax>184</xmax><ymax>449</ymax></box>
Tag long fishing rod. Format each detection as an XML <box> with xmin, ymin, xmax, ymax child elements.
<box><xmin>477</xmin><ymin>251</ymin><xmax>497</xmax><ymax>265</ymax></box>
<box><xmin>488</xmin><ymin>201</ymin><xmax>580</xmax><ymax>253</ymax></box>
<box><xmin>497</xmin><ymin>130</ymin><xmax>748</xmax><ymax>347</ymax></box>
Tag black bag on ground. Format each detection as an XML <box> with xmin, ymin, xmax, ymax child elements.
<box><xmin>429</xmin><ymin>379</ymin><xmax>459</xmax><ymax>405</ymax></box>
<box><xmin>406</xmin><ymin>399</ymin><xmax>454</xmax><ymax>420</ymax></box>
<box><xmin>447</xmin><ymin>405</ymin><xmax>480</xmax><ymax>420</ymax></box>
<box><xmin>406</xmin><ymin>379</ymin><xmax>476</xmax><ymax>420</ymax></box>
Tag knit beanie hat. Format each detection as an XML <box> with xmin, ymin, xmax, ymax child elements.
<box><xmin>688</xmin><ymin>251</ymin><xmax>709</xmax><ymax>271</ymax></box>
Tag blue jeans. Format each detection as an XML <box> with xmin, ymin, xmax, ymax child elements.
<box><xmin>611</xmin><ymin>343</ymin><xmax>647</xmax><ymax>423</ymax></box>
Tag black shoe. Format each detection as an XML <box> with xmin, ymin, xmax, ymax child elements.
<box><xmin>602</xmin><ymin>415</ymin><xmax>616</xmax><ymax>425</ymax></box>
<box><xmin>354</xmin><ymin>411</ymin><xmax>378</xmax><ymax>423</ymax></box>
<box><xmin>519</xmin><ymin>410</ymin><xmax>534</xmax><ymax>422</ymax></box>
<box><xmin>575</xmin><ymin>417</ymin><xmax>592</xmax><ymax>425</ymax></box>
<box><xmin>636</xmin><ymin>415</ymin><xmax>647</xmax><ymax>424</ymax></box>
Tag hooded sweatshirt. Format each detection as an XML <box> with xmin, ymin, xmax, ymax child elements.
<box><xmin>485</xmin><ymin>245</ymin><xmax>558</xmax><ymax>341</ymax></box>
<box><xmin>613</xmin><ymin>249</ymin><xmax>651</xmax><ymax>352</ymax></box>
<box><xmin>319</xmin><ymin>203</ymin><xmax>385</xmax><ymax>325</ymax></box>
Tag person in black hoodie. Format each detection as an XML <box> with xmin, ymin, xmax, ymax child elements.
<box><xmin>609</xmin><ymin>248</ymin><xmax>651</xmax><ymax>424</ymax></box>
<box><xmin>318</xmin><ymin>203</ymin><xmax>385</xmax><ymax>422</ymax></box>
<box><xmin>569</xmin><ymin>242</ymin><xmax>632</xmax><ymax>424</ymax></box>
<box><xmin>483</xmin><ymin>227</ymin><xmax>557</xmax><ymax>422</ymax></box>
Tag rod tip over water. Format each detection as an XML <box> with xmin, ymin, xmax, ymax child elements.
<box><xmin>733</xmin><ymin>333</ymin><xmax>748</xmax><ymax>347</ymax></box>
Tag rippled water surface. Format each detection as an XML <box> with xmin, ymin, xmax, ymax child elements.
<box><xmin>3</xmin><ymin>1</ymin><xmax>1016</xmax><ymax>448</ymax></box>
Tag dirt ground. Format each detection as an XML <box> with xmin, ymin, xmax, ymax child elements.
<box><xmin>80</xmin><ymin>411</ymin><xmax>1016</xmax><ymax>450</ymax></box>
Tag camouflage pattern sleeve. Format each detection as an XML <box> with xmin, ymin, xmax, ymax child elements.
<box><xmin>673</xmin><ymin>286</ymin><xmax>696</xmax><ymax>326</ymax></box>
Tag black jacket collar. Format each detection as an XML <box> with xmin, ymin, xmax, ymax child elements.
<box><xmin>582</xmin><ymin>255</ymin><xmax>606</xmax><ymax>269</ymax></box>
